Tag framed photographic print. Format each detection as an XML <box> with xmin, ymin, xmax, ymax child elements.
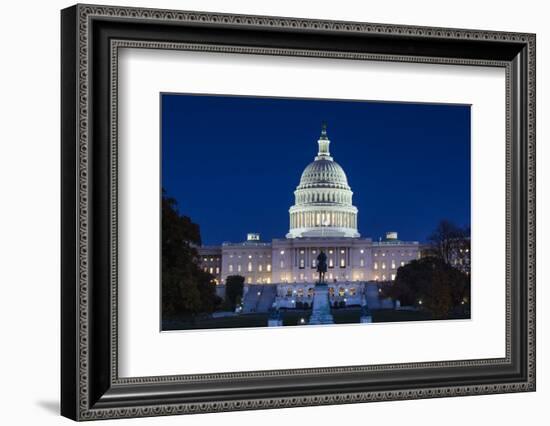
<box><xmin>61</xmin><ymin>4</ymin><xmax>536</xmax><ymax>421</ymax></box>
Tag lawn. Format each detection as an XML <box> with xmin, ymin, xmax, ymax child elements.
<box><xmin>162</xmin><ymin>308</ymin><xmax>469</xmax><ymax>331</ymax></box>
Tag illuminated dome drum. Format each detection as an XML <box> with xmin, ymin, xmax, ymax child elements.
<box><xmin>286</xmin><ymin>124</ymin><xmax>360</xmax><ymax>239</ymax></box>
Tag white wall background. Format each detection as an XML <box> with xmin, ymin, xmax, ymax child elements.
<box><xmin>0</xmin><ymin>0</ymin><xmax>546</xmax><ymax>425</ymax></box>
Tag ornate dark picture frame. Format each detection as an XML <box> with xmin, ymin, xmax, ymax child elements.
<box><xmin>61</xmin><ymin>4</ymin><xmax>536</xmax><ymax>421</ymax></box>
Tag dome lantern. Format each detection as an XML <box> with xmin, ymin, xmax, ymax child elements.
<box><xmin>316</xmin><ymin>122</ymin><xmax>332</xmax><ymax>160</ymax></box>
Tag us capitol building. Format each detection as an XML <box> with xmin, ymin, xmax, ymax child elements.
<box><xmin>199</xmin><ymin>124</ymin><xmax>421</xmax><ymax>304</ymax></box>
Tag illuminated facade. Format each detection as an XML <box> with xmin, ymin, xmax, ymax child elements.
<box><xmin>199</xmin><ymin>124</ymin><xmax>421</xmax><ymax>285</ymax></box>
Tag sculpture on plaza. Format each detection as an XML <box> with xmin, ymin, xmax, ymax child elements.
<box><xmin>316</xmin><ymin>250</ymin><xmax>328</xmax><ymax>284</ymax></box>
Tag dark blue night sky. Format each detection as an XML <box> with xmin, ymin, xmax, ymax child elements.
<box><xmin>162</xmin><ymin>94</ymin><xmax>471</xmax><ymax>246</ymax></box>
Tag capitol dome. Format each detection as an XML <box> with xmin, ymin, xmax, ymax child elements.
<box><xmin>298</xmin><ymin>158</ymin><xmax>350</xmax><ymax>190</ymax></box>
<box><xmin>286</xmin><ymin>124</ymin><xmax>360</xmax><ymax>239</ymax></box>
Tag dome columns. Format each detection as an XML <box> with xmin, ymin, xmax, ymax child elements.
<box><xmin>287</xmin><ymin>206</ymin><xmax>359</xmax><ymax>239</ymax></box>
<box><xmin>294</xmin><ymin>188</ymin><xmax>353</xmax><ymax>206</ymax></box>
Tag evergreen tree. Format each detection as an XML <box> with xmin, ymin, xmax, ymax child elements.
<box><xmin>162</xmin><ymin>190</ymin><xmax>219</xmax><ymax>318</ymax></box>
<box><xmin>225</xmin><ymin>275</ymin><xmax>245</xmax><ymax>310</ymax></box>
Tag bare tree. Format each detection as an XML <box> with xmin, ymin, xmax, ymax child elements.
<box><xmin>427</xmin><ymin>220</ymin><xmax>470</xmax><ymax>273</ymax></box>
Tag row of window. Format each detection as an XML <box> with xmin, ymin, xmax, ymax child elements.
<box><xmin>228</xmin><ymin>253</ymin><xmax>271</xmax><ymax>259</ymax></box>
<box><xmin>374</xmin><ymin>274</ymin><xmax>396</xmax><ymax>281</ymax></box>
<box><xmin>279</xmin><ymin>249</ymin><xmax>417</xmax><ymax>257</ymax></box>
<box><xmin>374</xmin><ymin>251</ymin><xmax>415</xmax><ymax>257</ymax></box>
<box><xmin>297</xmin><ymin>258</ymin><xmax>347</xmax><ymax>269</ymax></box>
<box><xmin>373</xmin><ymin>261</ymin><xmax>406</xmax><ymax>270</ymax></box>
<box><xmin>282</xmin><ymin>272</ymin><xmax>353</xmax><ymax>282</ymax></box>
<box><xmin>287</xmin><ymin>248</ymin><xmax>347</xmax><ymax>255</ymax></box>
<box><xmin>284</xmin><ymin>258</ymin><xmax>405</xmax><ymax>270</ymax></box>
<box><xmin>215</xmin><ymin>261</ymin><xmax>408</xmax><ymax>273</ymax></box>
<box><xmin>245</xmin><ymin>277</ymin><xmax>271</xmax><ymax>284</ymax></box>
<box><xmin>207</xmin><ymin>250</ymin><xmax>419</xmax><ymax>263</ymax></box>
<box><xmin>228</xmin><ymin>263</ymin><xmax>273</xmax><ymax>273</ymax></box>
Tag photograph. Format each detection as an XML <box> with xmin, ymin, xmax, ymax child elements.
<box><xmin>161</xmin><ymin>94</ymin><xmax>472</xmax><ymax>331</ymax></box>
<box><xmin>57</xmin><ymin>3</ymin><xmax>536</xmax><ymax>421</ymax></box>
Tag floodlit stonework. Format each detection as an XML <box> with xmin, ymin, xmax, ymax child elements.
<box><xmin>287</xmin><ymin>123</ymin><xmax>359</xmax><ymax>239</ymax></box>
<box><xmin>199</xmin><ymin>124</ymin><xmax>421</xmax><ymax>285</ymax></box>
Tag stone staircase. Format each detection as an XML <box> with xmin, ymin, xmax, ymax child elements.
<box><xmin>308</xmin><ymin>283</ymin><xmax>334</xmax><ymax>325</ymax></box>
<box><xmin>242</xmin><ymin>284</ymin><xmax>277</xmax><ymax>313</ymax></box>
<box><xmin>241</xmin><ymin>285</ymin><xmax>261</xmax><ymax>313</ymax></box>
<box><xmin>256</xmin><ymin>285</ymin><xmax>277</xmax><ymax>312</ymax></box>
